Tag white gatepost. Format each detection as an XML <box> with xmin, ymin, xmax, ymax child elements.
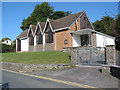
<box><xmin>34</xmin><ymin>36</ymin><xmax>36</xmax><ymax>52</ymax></box>
<box><xmin>43</xmin><ymin>34</ymin><xmax>45</xmax><ymax>51</ymax></box>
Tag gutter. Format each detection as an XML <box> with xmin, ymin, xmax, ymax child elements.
<box><xmin>53</xmin><ymin>27</ymin><xmax>69</xmax><ymax>32</ymax></box>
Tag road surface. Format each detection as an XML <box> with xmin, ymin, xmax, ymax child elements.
<box><xmin>1</xmin><ymin>70</ymin><xmax>78</xmax><ymax>88</ymax></box>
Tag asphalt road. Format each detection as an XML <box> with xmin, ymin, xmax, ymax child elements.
<box><xmin>1</xmin><ymin>70</ymin><xmax>78</xmax><ymax>88</ymax></box>
<box><xmin>28</xmin><ymin>66</ymin><xmax>119</xmax><ymax>88</ymax></box>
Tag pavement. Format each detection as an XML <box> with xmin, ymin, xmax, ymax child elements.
<box><xmin>27</xmin><ymin>66</ymin><xmax>119</xmax><ymax>88</ymax></box>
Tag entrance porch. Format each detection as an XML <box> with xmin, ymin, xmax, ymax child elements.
<box><xmin>70</xmin><ymin>29</ymin><xmax>96</xmax><ymax>47</ymax></box>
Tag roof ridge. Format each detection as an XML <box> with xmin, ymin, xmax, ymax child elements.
<box><xmin>55</xmin><ymin>11</ymin><xmax>84</xmax><ymax>21</ymax></box>
<box><xmin>39</xmin><ymin>22</ymin><xmax>45</xmax><ymax>24</ymax></box>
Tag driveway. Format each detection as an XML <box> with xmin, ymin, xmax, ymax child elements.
<box><xmin>28</xmin><ymin>66</ymin><xmax>119</xmax><ymax>88</ymax></box>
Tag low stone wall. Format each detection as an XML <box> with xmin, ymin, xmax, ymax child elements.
<box><xmin>44</xmin><ymin>43</ymin><xmax>54</xmax><ymax>51</ymax></box>
<box><xmin>29</xmin><ymin>45</ymin><xmax>34</xmax><ymax>52</ymax></box>
<box><xmin>101</xmin><ymin>65</ymin><xmax>111</xmax><ymax>76</ymax></box>
<box><xmin>63</xmin><ymin>46</ymin><xmax>81</xmax><ymax>52</ymax></box>
<box><xmin>63</xmin><ymin>46</ymin><xmax>116</xmax><ymax>65</ymax></box>
<box><xmin>71</xmin><ymin>49</ymin><xmax>78</xmax><ymax>65</ymax></box>
<box><xmin>35</xmin><ymin>44</ymin><xmax>43</xmax><ymax>52</ymax></box>
<box><xmin>29</xmin><ymin>43</ymin><xmax>54</xmax><ymax>52</ymax></box>
<box><xmin>1</xmin><ymin>62</ymin><xmax>72</xmax><ymax>72</ymax></box>
<box><xmin>110</xmin><ymin>65</ymin><xmax>120</xmax><ymax>79</ymax></box>
<box><xmin>106</xmin><ymin>45</ymin><xmax>116</xmax><ymax>65</ymax></box>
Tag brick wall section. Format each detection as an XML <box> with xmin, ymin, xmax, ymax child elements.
<box><xmin>106</xmin><ymin>45</ymin><xmax>116</xmax><ymax>65</ymax></box>
<box><xmin>55</xmin><ymin>29</ymin><xmax>72</xmax><ymax>50</ymax></box>
<box><xmin>55</xmin><ymin>17</ymin><xmax>81</xmax><ymax>50</ymax></box>
<box><xmin>53</xmin><ymin>33</ymin><xmax>55</xmax><ymax>50</ymax></box>
<box><xmin>77</xmin><ymin>17</ymin><xmax>80</xmax><ymax>30</ymax></box>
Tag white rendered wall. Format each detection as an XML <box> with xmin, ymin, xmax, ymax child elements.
<box><xmin>106</xmin><ymin>37</ymin><xmax>115</xmax><ymax>45</ymax></box>
<box><xmin>34</xmin><ymin>36</ymin><xmax>36</xmax><ymax>46</ymax></box>
<box><xmin>21</xmin><ymin>38</ymin><xmax>29</xmax><ymax>52</ymax></box>
<box><xmin>43</xmin><ymin>34</ymin><xmax>45</xmax><ymax>45</ymax></box>
<box><xmin>73</xmin><ymin>34</ymin><xmax>81</xmax><ymax>47</ymax></box>
<box><xmin>96</xmin><ymin>33</ymin><xmax>115</xmax><ymax>47</ymax></box>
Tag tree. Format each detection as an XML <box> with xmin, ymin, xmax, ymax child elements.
<box><xmin>20</xmin><ymin>2</ymin><xmax>54</xmax><ymax>31</ymax></box>
<box><xmin>93</xmin><ymin>14</ymin><xmax>120</xmax><ymax>50</ymax></box>
<box><xmin>51</xmin><ymin>11</ymin><xmax>72</xmax><ymax>20</ymax></box>
<box><xmin>115</xmin><ymin>15</ymin><xmax>120</xmax><ymax>50</ymax></box>
<box><xmin>65</xmin><ymin>11</ymin><xmax>72</xmax><ymax>16</ymax></box>
<box><xmin>93</xmin><ymin>15</ymin><xmax>116</xmax><ymax>36</ymax></box>
<box><xmin>20</xmin><ymin>2</ymin><xmax>72</xmax><ymax>31</ymax></box>
<box><xmin>0</xmin><ymin>37</ymin><xmax>11</xmax><ymax>42</ymax></box>
<box><xmin>1</xmin><ymin>44</ymin><xmax>16</xmax><ymax>53</ymax></box>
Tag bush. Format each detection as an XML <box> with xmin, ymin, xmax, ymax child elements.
<box><xmin>1</xmin><ymin>44</ymin><xmax>16</xmax><ymax>53</ymax></box>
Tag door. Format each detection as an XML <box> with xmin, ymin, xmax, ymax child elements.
<box><xmin>17</xmin><ymin>39</ymin><xmax>21</xmax><ymax>51</ymax></box>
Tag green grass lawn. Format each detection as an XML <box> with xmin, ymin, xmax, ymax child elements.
<box><xmin>2</xmin><ymin>51</ymin><xmax>71</xmax><ymax>64</ymax></box>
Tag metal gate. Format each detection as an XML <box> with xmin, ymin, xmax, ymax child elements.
<box><xmin>77</xmin><ymin>47</ymin><xmax>106</xmax><ymax>65</ymax></box>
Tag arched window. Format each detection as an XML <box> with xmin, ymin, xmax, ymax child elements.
<box><xmin>36</xmin><ymin>25</ymin><xmax>43</xmax><ymax>44</ymax></box>
<box><xmin>28</xmin><ymin>29</ymin><xmax>34</xmax><ymax>45</ymax></box>
<box><xmin>45</xmin><ymin>24</ymin><xmax>53</xmax><ymax>43</ymax></box>
<box><xmin>30</xmin><ymin>35</ymin><xmax>34</xmax><ymax>45</ymax></box>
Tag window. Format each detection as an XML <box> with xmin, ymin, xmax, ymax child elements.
<box><xmin>36</xmin><ymin>25</ymin><xmax>43</xmax><ymax>44</ymax></box>
<box><xmin>84</xmin><ymin>17</ymin><xmax>86</xmax><ymax>20</ymax></box>
<box><xmin>45</xmin><ymin>25</ymin><xmax>53</xmax><ymax>43</ymax></box>
<box><xmin>29</xmin><ymin>36</ymin><xmax>34</xmax><ymax>45</ymax></box>
<box><xmin>64</xmin><ymin>39</ymin><xmax>68</xmax><ymax>44</ymax></box>
<box><xmin>38</xmin><ymin>34</ymin><xmax>43</xmax><ymax>44</ymax></box>
<box><xmin>36</xmin><ymin>33</ymin><xmax>43</xmax><ymax>44</ymax></box>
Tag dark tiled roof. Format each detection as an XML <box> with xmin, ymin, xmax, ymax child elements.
<box><xmin>16</xmin><ymin>25</ymin><xmax>36</xmax><ymax>38</ymax></box>
<box><xmin>17</xmin><ymin>23</ymin><xmax>45</xmax><ymax>38</ymax></box>
<box><xmin>16</xmin><ymin>29</ymin><xmax>28</xmax><ymax>38</ymax></box>
<box><xmin>17</xmin><ymin>11</ymin><xmax>84</xmax><ymax>38</ymax></box>
<box><xmin>50</xmin><ymin>11</ymin><xmax>84</xmax><ymax>30</ymax></box>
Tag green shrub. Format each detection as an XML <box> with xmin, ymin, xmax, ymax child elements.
<box><xmin>1</xmin><ymin>44</ymin><xmax>16</xmax><ymax>53</ymax></box>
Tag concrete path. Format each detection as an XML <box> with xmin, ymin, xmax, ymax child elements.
<box><xmin>28</xmin><ymin>66</ymin><xmax>119</xmax><ymax>88</ymax></box>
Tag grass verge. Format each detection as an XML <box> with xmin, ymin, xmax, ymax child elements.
<box><xmin>2</xmin><ymin>51</ymin><xmax>70</xmax><ymax>64</ymax></box>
